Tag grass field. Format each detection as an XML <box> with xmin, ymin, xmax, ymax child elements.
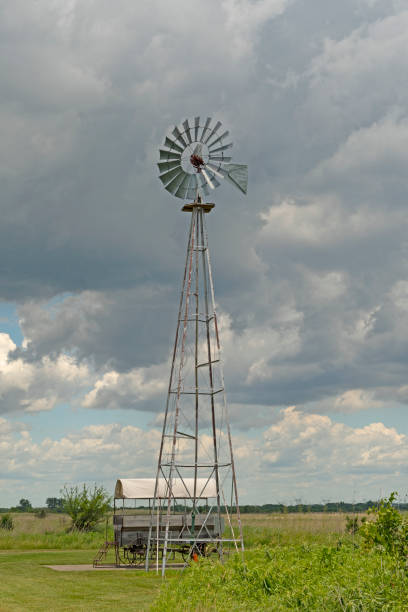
<box><xmin>1</xmin><ymin>511</ymin><xmax>406</xmax><ymax>611</ymax></box>
<box><xmin>0</xmin><ymin>549</ymin><xmax>164</xmax><ymax>611</ymax></box>
<box><xmin>239</xmin><ymin>512</ymin><xmax>349</xmax><ymax>532</ymax></box>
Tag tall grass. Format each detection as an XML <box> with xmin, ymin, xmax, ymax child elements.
<box><xmin>153</xmin><ymin>515</ymin><xmax>406</xmax><ymax>611</ymax></box>
<box><xmin>0</xmin><ymin>512</ymin><xmax>111</xmax><ymax>550</ymax></box>
<box><xmin>153</xmin><ymin>539</ymin><xmax>408</xmax><ymax>611</ymax></box>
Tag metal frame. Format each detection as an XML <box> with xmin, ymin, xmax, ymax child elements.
<box><xmin>145</xmin><ymin>197</ymin><xmax>244</xmax><ymax>575</ymax></box>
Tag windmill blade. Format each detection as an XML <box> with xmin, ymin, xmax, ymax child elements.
<box><xmin>205</xmin><ymin>163</ymin><xmax>225</xmax><ymax>179</ymax></box>
<box><xmin>222</xmin><ymin>163</ymin><xmax>248</xmax><ymax>195</ymax></box>
<box><xmin>207</xmin><ymin>130</ymin><xmax>229</xmax><ymax>149</ymax></box>
<box><xmin>159</xmin><ymin>165</ymin><xmax>183</xmax><ymax>186</ymax></box>
<box><xmin>198</xmin><ymin>173</ymin><xmax>210</xmax><ymax>196</ymax></box>
<box><xmin>199</xmin><ymin>117</ymin><xmax>212</xmax><ymax>143</ymax></box>
<box><xmin>201</xmin><ymin>168</ymin><xmax>215</xmax><ymax>189</ymax></box>
<box><xmin>157</xmin><ymin>159</ymin><xmax>182</xmax><ymax>173</ymax></box>
<box><xmin>209</xmin><ymin>155</ymin><xmax>232</xmax><ymax>162</ymax></box>
<box><xmin>185</xmin><ymin>174</ymin><xmax>198</xmax><ymax>200</ymax></box>
<box><xmin>194</xmin><ymin>117</ymin><xmax>200</xmax><ymax>141</ymax></box>
<box><xmin>192</xmin><ymin>143</ymin><xmax>203</xmax><ymax>156</ymax></box>
<box><xmin>160</xmin><ymin>149</ymin><xmax>181</xmax><ymax>161</ymax></box>
<box><xmin>175</xmin><ymin>173</ymin><xmax>192</xmax><ymax>198</ymax></box>
<box><xmin>164</xmin><ymin>137</ymin><xmax>183</xmax><ymax>153</ymax></box>
<box><xmin>209</xmin><ymin>142</ymin><xmax>233</xmax><ymax>155</ymax></box>
<box><xmin>204</xmin><ymin>120</ymin><xmax>222</xmax><ymax>144</ymax></box>
<box><xmin>165</xmin><ymin>170</ymin><xmax>188</xmax><ymax>195</ymax></box>
<box><xmin>172</xmin><ymin>126</ymin><xmax>188</xmax><ymax>148</ymax></box>
<box><xmin>182</xmin><ymin>119</ymin><xmax>193</xmax><ymax>144</ymax></box>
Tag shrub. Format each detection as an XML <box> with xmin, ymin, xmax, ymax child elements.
<box><xmin>345</xmin><ymin>515</ymin><xmax>366</xmax><ymax>535</ymax></box>
<box><xmin>359</xmin><ymin>492</ymin><xmax>408</xmax><ymax>561</ymax></box>
<box><xmin>34</xmin><ymin>509</ymin><xmax>47</xmax><ymax>519</ymax></box>
<box><xmin>61</xmin><ymin>484</ymin><xmax>111</xmax><ymax>532</ymax></box>
<box><xmin>0</xmin><ymin>513</ymin><xmax>14</xmax><ymax>530</ymax></box>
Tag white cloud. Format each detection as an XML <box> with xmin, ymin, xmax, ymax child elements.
<box><xmin>310</xmin><ymin>112</ymin><xmax>408</xmax><ymax>183</ymax></box>
<box><xmin>0</xmin><ymin>417</ymin><xmax>162</xmax><ymax>505</ymax></box>
<box><xmin>2</xmin><ymin>407</ymin><xmax>408</xmax><ymax>506</ymax></box>
<box><xmin>82</xmin><ymin>362</ymin><xmax>167</xmax><ymax>411</ymax></box>
<box><xmin>263</xmin><ymin>406</ymin><xmax>407</xmax><ymax>473</ymax></box>
<box><xmin>259</xmin><ymin>197</ymin><xmax>403</xmax><ymax>248</ymax></box>
<box><xmin>221</xmin><ymin>0</ymin><xmax>290</xmax><ymax>58</ymax></box>
<box><xmin>306</xmin><ymin>11</ymin><xmax>408</xmax><ymax>130</ymax></box>
<box><xmin>0</xmin><ymin>333</ymin><xmax>90</xmax><ymax>414</ymax></box>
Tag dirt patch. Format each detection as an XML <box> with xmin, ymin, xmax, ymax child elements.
<box><xmin>44</xmin><ymin>563</ymin><xmax>184</xmax><ymax>571</ymax></box>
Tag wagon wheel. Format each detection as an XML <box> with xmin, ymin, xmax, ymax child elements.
<box><xmin>129</xmin><ymin>550</ymin><xmax>145</xmax><ymax>566</ymax></box>
<box><xmin>120</xmin><ymin>546</ymin><xmax>146</xmax><ymax>566</ymax></box>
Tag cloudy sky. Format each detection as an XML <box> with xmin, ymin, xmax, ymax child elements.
<box><xmin>1</xmin><ymin>0</ymin><xmax>408</xmax><ymax>506</ymax></box>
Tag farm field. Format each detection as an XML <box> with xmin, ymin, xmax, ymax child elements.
<box><xmin>1</xmin><ymin>511</ymin><xmax>408</xmax><ymax>610</ymax></box>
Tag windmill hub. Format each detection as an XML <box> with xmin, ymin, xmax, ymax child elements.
<box><xmin>179</xmin><ymin>140</ymin><xmax>209</xmax><ymax>172</ymax></box>
<box><xmin>190</xmin><ymin>152</ymin><xmax>205</xmax><ymax>172</ymax></box>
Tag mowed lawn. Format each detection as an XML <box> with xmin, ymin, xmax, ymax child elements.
<box><xmin>0</xmin><ymin>549</ymin><xmax>166</xmax><ymax>611</ymax></box>
<box><xmin>0</xmin><ymin>513</ymin><xmax>169</xmax><ymax>611</ymax></box>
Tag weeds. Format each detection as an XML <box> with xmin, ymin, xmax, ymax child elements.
<box><xmin>0</xmin><ymin>514</ymin><xmax>13</xmax><ymax>531</ymax></box>
<box><xmin>153</xmin><ymin>541</ymin><xmax>408</xmax><ymax>611</ymax></box>
<box><xmin>153</xmin><ymin>504</ymin><xmax>408</xmax><ymax>611</ymax></box>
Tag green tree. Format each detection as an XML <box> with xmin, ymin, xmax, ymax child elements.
<box><xmin>46</xmin><ymin>497</ymin><xmax>64</xmax><ymax>511</ymax></box>
<box><xmin>61</xmin><ymin>484</ymin><xmax>111</xmax><ymax>531</ymax></box>
<box><xmin>18</xmin><ymin>498</ymin><xmax>32</xmax><ymax>512</ymax></box>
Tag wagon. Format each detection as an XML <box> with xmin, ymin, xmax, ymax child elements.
<box><xmin>94</xmin><ymin>477</ymin><xmax>224</xmax><ymax>568</ymax></box>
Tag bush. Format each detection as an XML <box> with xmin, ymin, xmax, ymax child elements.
<box><xmin>345</xmin><ymin>515</ymin><xmax>366</xmax><ymax>535</ymax></box>
<box><xmin>61</xmin><ymin>484</ymin><xmax>111</xmax><ymax>532</ymax></box>
<box><xmin>0</xmin><ymin>513</ymin><xmax>14</xmax><ymax>530</ymax></box>
<box><xmin>359</xmin><ymin>492</ymin><xmax>408</xmax><ymax>561</ymax></box>
<box><xmin>34</xmin><ymin>509</ymin><xmax>47</xmax><ymax>519</ymax></box>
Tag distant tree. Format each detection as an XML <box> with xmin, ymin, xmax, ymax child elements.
<box><xmin>46</xmin><ymin>497</ymin><xmax>64</xmax><ymax>512</ymax></box>
<box><xmin>61</xmin><ymin>484</ymin><xmax>111</xmax><ymax>532</ymax></box>
<box><xmin>18</xmin><ymin>498</ymin><xmax>32</xmax><ymax>512</ymax></box>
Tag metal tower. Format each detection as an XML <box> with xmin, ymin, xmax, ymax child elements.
<box><xmin>146</xmin><ymin>199</ymin><xmax>244</xmax><ymax>574</ymax></box>
<box><xmin>146</xmin><ymin>117</ymin><xmax>248</xmax><ymax>575</ymax></box>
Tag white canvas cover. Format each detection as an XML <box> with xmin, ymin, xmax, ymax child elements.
<box><xmin>114</xmin><ymin>478</ymin><xmax>217</xmax><ymax>499</ymax></box>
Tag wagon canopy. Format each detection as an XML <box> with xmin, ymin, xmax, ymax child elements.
<box><xmin>114</xmin><ymin>478</ymin><xmax>217</xmax><ymax>500</ymax></box>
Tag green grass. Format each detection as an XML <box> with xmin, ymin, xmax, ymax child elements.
<box><xmin>1</xmin><ymin>513</ymin><xmax>408</xmax><ymax>610</ymax></box>
<box><xmin>0</xmin><ymin>549</ymin><xmax>166</xmax><ymax>611</ymax></box>
<box><xmin>153</xmin><ymin>537</ymin><xmax>408</xmax><ymax>611</ymax></box>
<box><xmin>0</xmin><ymin>531</ymin><xmax>106</xmax><ymax>550</ymax></box>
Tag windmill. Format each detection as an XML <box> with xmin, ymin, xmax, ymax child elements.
<box><xmin>145</xmin><ymin>116</ymin><xmax>248</xmax><ymax>575</ymax></box>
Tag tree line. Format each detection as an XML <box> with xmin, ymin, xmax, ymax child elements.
<box><xmin>3</xmin><ymin>497</ymin><xmax>408</xmax><ymax>516</ymax></box>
